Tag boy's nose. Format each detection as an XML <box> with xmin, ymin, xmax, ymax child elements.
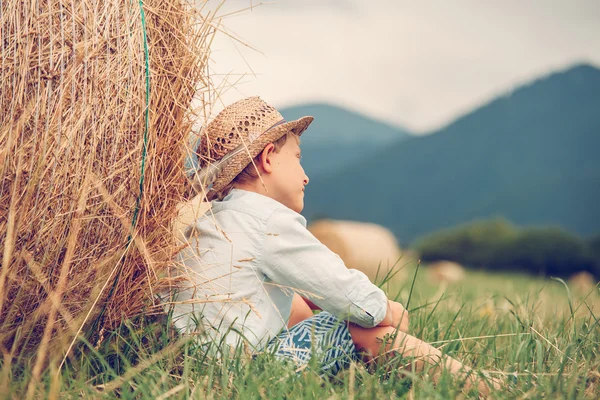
<box><xmin>303</xmin><ymin>175</ymin><xmax>309</xmax><ymax>186</ymax></box>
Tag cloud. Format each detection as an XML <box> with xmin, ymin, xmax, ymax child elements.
<box><xmin>202</xmin><ymin>0</ymin><xmax>600</xmax><ymax>133</ymax></box>
<box><xmin>222</xmin><ymin>0</ymin><xmax>360</xmax><ymax>14</ymax></box>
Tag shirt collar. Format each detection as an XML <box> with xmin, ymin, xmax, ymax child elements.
<box><xmin>223</xmin><ymin>188</ymin><xmax>247</xmax><ymax>201</ymax></box>
<box><xmin>221</xmin><ymin>188</ymin><xmax>283</xmax><ymax>209</ymax></box>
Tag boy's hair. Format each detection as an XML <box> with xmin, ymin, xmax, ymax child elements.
<box><xmin>208</xmin><ymin>131</ymin><xmax>299</xmax><ymax>201</ymax></box>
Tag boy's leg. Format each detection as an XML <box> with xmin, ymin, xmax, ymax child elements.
<box><xmin>348</xmin><ymin>324</ymin><xmax>497</xmax><ymax>395</ymax></box>
<box><xmin>287</xmin><ymin>293</ymin><xmax>315</xmax><ymax>328</ymax></box>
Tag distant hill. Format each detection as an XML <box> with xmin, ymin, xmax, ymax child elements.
<box><xmin>303</xmin><ymin>63</ymin><xmax>600</xmax><ymax>244</ymax></box>
<box><xmin>280</xmin><ymin>104</ymin><xmax>410</xmax><ymax>178</ymax></box>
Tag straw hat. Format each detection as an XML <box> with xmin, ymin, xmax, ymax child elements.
<box><xmin>193</xmin><ymin>96</ymin><xmax>313</xmax><ymax>194</ymax></box>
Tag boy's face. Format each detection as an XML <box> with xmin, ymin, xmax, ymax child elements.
<box><xmin>267</xmin><ymin>138</ymin><xmax>309</xmax><ymax>213</ymax></box>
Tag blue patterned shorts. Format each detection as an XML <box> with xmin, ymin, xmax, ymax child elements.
<box><xmin>265</xmin><ymin>312</ymin><xmax>359</xmax><ymax>375</ymax></box>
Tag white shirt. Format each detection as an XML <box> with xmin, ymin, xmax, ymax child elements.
<box><xmin>171</xmin><ymin>189</ymin><xmax>388</xmax><ymax>350</ymax></box>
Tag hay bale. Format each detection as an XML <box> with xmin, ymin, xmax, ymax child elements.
<box><xmin>308</xmin><ymin>219</ymin><xmax>403</xmax><ymax>282</ymax></box>
<box><xmin>568</xmin><ymin>271</ymin><xmax>598</xmax><ymax>294</ymax></box>
<box><xmin>427</xmin><ymin>261</ymin><xmax>466</xmax><ymax>284</ymax></box>
<box><xmin>0</xmin><ymin>0</ymin><xmax>214</xmax><ymax>360</ymax></box>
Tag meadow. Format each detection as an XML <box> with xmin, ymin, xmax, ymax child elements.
<box><xmin>3</xmin><ymin>261</ymin><xmax>598</xmax><ymax>399</ymax></box>
<box><xmin>4</xmin><ymin>0</ymin><xmax>598</xmax><ymax>398</ymax></box>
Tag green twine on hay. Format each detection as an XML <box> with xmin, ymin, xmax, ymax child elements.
<box><xmin>130</xmin><ymin>0</ymin><xmax>151</xmax><ymax>232</ymax></box>
<box><xmin>90</xmin><ymin>0</ymin><xmax>151</xmax><ymax>339</ymax></box>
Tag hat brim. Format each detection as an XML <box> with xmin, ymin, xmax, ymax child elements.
<box><xmin>207</xmin><ymin>115</ymin><xmax>314</xmax><ymax>194</ymax></box>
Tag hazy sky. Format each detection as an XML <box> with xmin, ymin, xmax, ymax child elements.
<box><xmin>203</xmin><ymin>0</ymin><xmax>600</xmax><ymax>133</ymax></box>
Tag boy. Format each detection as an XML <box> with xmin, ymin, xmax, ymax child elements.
<box><xmin>173</xmin><ymin>97</ymin><xmax>496</xmax><ymax>393</ymax></box>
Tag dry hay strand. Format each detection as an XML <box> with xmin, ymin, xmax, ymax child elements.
<box><xmin>0</xmin><ymin>0</ymin><xmax>217</xmax><ymax>362</ymax></box>
<box><xmin>173</xmin><ymin>194</ymin><xmax>212</xmax><ymax>246</ymax></box>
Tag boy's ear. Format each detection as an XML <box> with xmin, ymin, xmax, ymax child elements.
<box><xmin>258</xmin><ymin>143</ymin><xmax>275</xmax><ymax>174</ymax></box>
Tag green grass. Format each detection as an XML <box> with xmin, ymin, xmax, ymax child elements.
<box><xmin>3</xmin><ymin>264</ymin><xmax>599</xmax><ymax>399</ymax></box>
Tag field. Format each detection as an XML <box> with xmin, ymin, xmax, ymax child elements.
<box><xmin>3</xmin><ymin>262</ymin><xmax>599</xmax><ymax>399</ymax></box>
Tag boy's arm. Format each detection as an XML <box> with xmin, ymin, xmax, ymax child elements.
<box><xmin>262</xmin><ymin>208</ymin><xmax>388</xmax><ymax>328</ymax></box>
<box><xmin>300</xmin><ymin>296</ymin><xmax>406</xmax><ymax>327</ymax></box>
<box><xmin>302</xmin><ymin>287</ymin><xmax>408</xmax><ymax>330</ymax></box>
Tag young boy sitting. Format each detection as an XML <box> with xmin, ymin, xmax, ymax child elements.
<box><xmin>172</xmin><ymin>96</ymin><xmax>496</xmax><ymax>393</ymax></box>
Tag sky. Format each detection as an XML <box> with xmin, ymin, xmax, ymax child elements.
<box><xmin>200</xmin><ymin>0</ymin><xmax>600</xmax><ymax>134</ymax></box>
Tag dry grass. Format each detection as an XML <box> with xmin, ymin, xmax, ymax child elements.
<box><xmin>0</xmin><ymin>0</ymin><xmax>222</xmax><ymax>374</ymax></box>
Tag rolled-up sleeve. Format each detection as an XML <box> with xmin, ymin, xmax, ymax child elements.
<box><xmin>259</xmin><ymin>208</ymin><xmax>388</xmax><ymax>328</ymax></box>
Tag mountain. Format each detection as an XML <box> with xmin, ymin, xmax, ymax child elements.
<box><xmin>280</xmin><ymin>104</ymin><xmax>410</xmax><ymax>178</ymax></box>
<box><xmin>303</xmin><ymin>63</ymin><xmax>600</xmax><ymax>244</ymax></box>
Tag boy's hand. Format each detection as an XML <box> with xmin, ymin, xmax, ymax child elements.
<box><xmin>377</xmin><ymin>300</ymin><xmax>409</xmax><ymax>332</ymax></box>
<box><xmin>389</xmin><ymin>300</ymin><xmax>409</xmax><ymax>332</ymax></box>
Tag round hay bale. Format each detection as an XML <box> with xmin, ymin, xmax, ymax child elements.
<box><xmin>568</xmin><ymin>271</ymin><xmax>598</xmax><ymax>294</ymax></box>
<box><xmin>427</xmin><ymin>261</ymin><xmax>466</xmax><ymax>284</ymax></box>
<box><xmin>308</xmin><ymin>219</ymin><xmax>403</xmax><ymax>282</ymax></box>
<box><xmin>0</xmin><ymin>0</ymin><xmax>215</xmax><ymax>360</ymax></box>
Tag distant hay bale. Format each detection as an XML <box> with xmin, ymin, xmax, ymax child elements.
<box><xmin>0</xmin><ymin>0</ymin><xmax>215</xmax><ymax>360</ymax></box>
<box><xmin>427</xmin><ymin>261</ymin><xmax>466</xmax><ymax>284</ymax></box>
<box><xmin>568</xmin><ymin>271</ymin><xmax>598</xmax><ymax>294</ymax></box>
<box><xmin>308</xmin><ymin>219</ymin><xmax>403</xmax><ymax>282</ymax></box>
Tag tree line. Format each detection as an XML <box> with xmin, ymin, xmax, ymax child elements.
<box><xmin>415</xmin><ymin>218</ymin><xmax>600</xmax><ymax>278</ymax></box>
